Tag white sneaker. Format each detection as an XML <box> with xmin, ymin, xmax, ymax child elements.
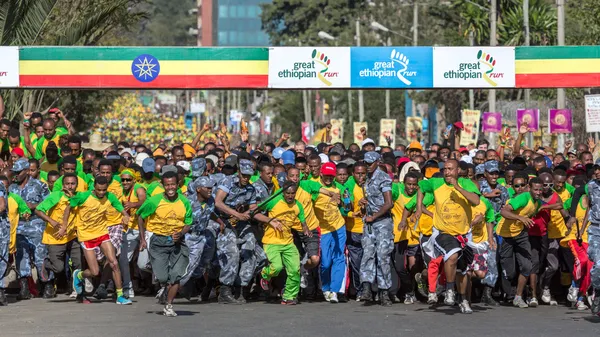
<box><xmin>513</xmin><ymin>296</ymin><xmax>529</xmax><ymax>308</ymax></box>
<box><xmin>69</xmin><ymin>290</ymin><xmax>77</xmax><ymax>298</ymax></box>
<box><xmin>163</xmin><ymin>304</ymin><xmax>178</xmax><ymax>317</ymax></box>
<box><xmin>527</xmin><ymin>297</ymin><xmax>539</xmax><ymax>307</ymax></box>
<box><xmin>459</xmin><ymin>300</ymin><xmax>473</xmax><ymax>314</ymax></box>
<box><xmin>577</xmin><ymin>300</ymin><xmax>589</xmax><ymax>311</ymax></box>
<box><xmin>84</xmin><ymin>278</ymin><xmax>94</xmax><ymax>293</ymax></box>
<box><xmin>323</xmin><ymin>291</ymin><xmax>332</xmax><ymax>302</ymax></box>
<box><xmin>300</xmin><ymin>265</ymin><xmax>308</xmax><ymax>289</ymax></box>
<box><xmin>541</xmin><ymin>288</ymin><xmax>551</xmax><ymax>304</ymax></box>
<box><xmin>549</xmin><ymin>298</ymin><xmax>558</xmax><ymax>306</ymax></box>
<box><xmin>427</xmin><ymin>292</ymin><xmax>438</xmax><ymax>304</ymax></box>
<box><xmin>567</xmin><ymin>286</ymin><xmax>579</xmax><ymax>303</ymax></box>
<box><xmin>126</xmin><ymin>288</ymin><xmax>135</xmax><ymax>299</ymax></box>
<box><xmin>329</xmin><ymin>292</ymin><xmax>339</xmax><ymax>303</ymax></box>
<box><xmin>404</xmin><ymin>294</ymin><xmax>415</xmax><ymax>305</ymax></box>
<box><xmin>444</xmin><ymin>289</ymin><xmax>455</xmax><ymax>306</ymax></box>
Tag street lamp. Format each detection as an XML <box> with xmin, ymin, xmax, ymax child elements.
<box><xmin>318</xmin><ymin>31</ymin><xmax>336</xmax><ymax>41</ymax></box>
<box><xmin>370</xmin><ymin>21</ymin><xmax>412</xmax><ymax>41</ymax></box>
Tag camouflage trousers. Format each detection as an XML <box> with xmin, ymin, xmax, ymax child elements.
<box><xmin>0</xmin><ymin>217</ymin><xmax>9</xmax><ymax>288</ymax></box>
<box><xmin>360</xmin><ymin>217</ymin><xmax>394</xmax><ymax>290</ymax></box>
<box><xmin>217</xmin><ymin>221</ymin><xmax>266</xmax><ymax>287</ymax></box>
<box><xmin>16</xmin><ymin>220</ymin><xmax>52</xmax><ymax>282</ymax></box>
<box><xmin>180</xmin><ymin>221</ymin><xmax>219</xmax><ymax>286</ymax></box>
<box><xmin>588</xmin><ymin>225</ymin><xmax>600</xmax><ymax>290</ymax></box>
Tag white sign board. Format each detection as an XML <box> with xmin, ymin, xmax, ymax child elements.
<box><xmin>0</xmin><ymin>47</ymin><xmax>19</xmax><ymax>87</ymax></box>
<box><xmin>190</xmin><ymin>102</ymin><xmax>206</xmax><ymax>114</ymax></box>
<box><xmin>433</xmin><ymin>47</ymin><xmax>515</xmax><ymax>88</ymax></box>
<box><xmin>585</xmin><ymin>95</ymin><xmax>600</xmax><ymax>133</ymax></box>
<box><xmin>268</xmin><ymin>47</ymin><xmax>351</xmax><ymax>88</ymax></box>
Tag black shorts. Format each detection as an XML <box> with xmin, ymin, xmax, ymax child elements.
<box><xmin>434</xmin><ymin>233</ymin><xmax>473</xmax><ymax>273</ymax></box>
<box><xmin>298</xmin><ymin>228</ymin><xmax>320</xmax><ymax>258</ymax></box>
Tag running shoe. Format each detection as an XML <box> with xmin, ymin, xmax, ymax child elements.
<box><xmin>549</xmin><ymin>297</ymin><xmax>558</xmax><ymax>306</ymax></box>
<box><xmin>260</xmin><ymin>278</ymin><xmax>270</xmax><ymax>291</ymax></box>
<box><xmin>404</xmin><ymin>294</ymin><xmax>415</xmax><ymax>305</ymax></box>
<box><xmin>69</xmin><ymin>290</ymin><xmax>77</xmax><ymax>299</ymax></box>
<box><xmin>281</xmin><ymin>299</ymin><xmax>298</xmax><ymax>305</ymax></box>
<box><xmin>84</xmin><ymin>278</ymin><xmax>93</xmax><ymax>293</ymax></box>
<box><xmin>94</xmin><ymin>284</ymin><xmax>108</xmax><ymax>300</ymax></box>
<box><xmin>329</xmin><ymin>292</ymin><xmax>339</xmax><ymax>303</ymax></box>
<box><xmin>513</xmin><ymin>296</ymin><xmax>529</xmax><ymax>308</ymax></box>
<box><xmin>323</xmin><ymin>291</ymin><xmax>332</xmax><ymax>302</ymax></box>
<box><xmin>415</xmin><ymin>273</ymin><xmax>428</xmax><ymax>298</ymax></box>
<box><xmin>300</xmin><ymin>264</ymin><xmax>309</xmax><ymax>289</ymax></box>
<box><xmin>163</xmin><ymin>304</ymin><xmax>177</xmax><ymax>317</ymax></box>
<box><xmin>567</xmin><ymin>286</ymin><xmax>579</xmax><ymax>303</ymax></box>
<box><xmin>444</xmin><ymin>289</ymin><xmax>455</xmax><ymax>306</ymax></box>
<box><xmin>116</xmin><ymin>296</ymin><xmax>132</xmax><ymax>305</ymax></box>
<box><xmin>577</xmin><ymin>300</ymin><xmax>589</xmax><ymax>311</ymax></box>
<box><xmin>541</xmin><ymin>288</ymin><xmax>551</xmax><ymax>304</ymax></box>
<box><xmin>72</xmin><ymin>269</ymin><xmax>83</xmax><ymax>295</ymax></box>
<box><xmin>459</xmin><ymin>300</ymin><xmax>473</xmax><ymax>314</ymax></box>
<box><xmin>427</xmin><ymin>292</ymin><xmax>438</xmax><ymax>305</ymax></box>
<box><xmin>527</xmin><ymin>297</ymin><xmax>538</xmax><ymax>307</ymax></box>
<box><xmin>125</xmin><ymin>288</ymin><xmax>135</xmax><ymax>299</ymax></box>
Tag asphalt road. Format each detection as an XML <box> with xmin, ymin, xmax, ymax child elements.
<box><xmin>0</xmin><ymin>294</ymin><xmax>598</xmax><ymax>337</ymax></box>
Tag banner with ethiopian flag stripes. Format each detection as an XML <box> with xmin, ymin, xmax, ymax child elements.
<box><xmin>516</xmin><ymin>46</ymin><xmax>600</xmax><ymax>88</ymax></box>
<box><xmin>19</xmin><ymin>47</ymin><xmax>269</xmax><ymax>89</ymax></box>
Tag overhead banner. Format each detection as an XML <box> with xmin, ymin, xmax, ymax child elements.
<box><xmin>353</xmin><ymin>122</ymin><xmax>368</xmax><ymax>144</ymax></box>
<box><xmin>0</xmin><ymin>47</ymin><xmax>20</xmax><ymax>88</ymax></box>
<box><xmin>548</xmin><ymin>109</ymin><xmax>572</xmax><ymax>134</ymax></box>
<box><xmin>406</xmin><ymin>117</ymin><xmax>423</xmax><ymax>141</ymax></box>
<box><xmin>517</xmin><ymin>109</ymin><xmax>540</xmax><ymax>131</ymax></box>
<box><xmin>460</xmin><ymin>109</ymin><xmax>481</xmax><ymax>146</ymax></box>
<box><xmin>350</xmin><ymin>47</ymin><xmax>433</xmax><ymax>88</ymax></box>
<box><xmin>433</xmin><ymin>47</ymin><xmax>515</xmax><ymax>88</ymax></box>
<box><xmin>19</xmin><ymin>47</ymin><xmax>269</xmax><ymax>88</ymax></box>
<box><xmin>269</xmin><ymin>47</ymin><xmax>351</xmax><ymax>88</ymax></box>
<box><xmin>379</xmin><ymin>119</ymin><xmax>396</xmax><ymax>148</ymax></box>
<box><xmin>330</xmin><ymin>119</ymin><xmax>344</xmax><ymax>144</ymax></box>
<box><xmin>586</xmin><ymin>95</ymin><xmax>600</xmax><ymax>133</ymax></box>
<box><xmin>481</xmin><ymin>112</ymin><xmax>502</xmax><ymax>133</ymax></box>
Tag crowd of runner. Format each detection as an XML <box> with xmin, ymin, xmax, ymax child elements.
<box><xmin>0</xmin><ymin>102</ymin><xmax>599</xmax><ymax>318</ymax></box>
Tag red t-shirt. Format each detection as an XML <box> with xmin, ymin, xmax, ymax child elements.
<box><xmin>529</xmin><ymin>192</ymin><xmax>558</xmax><ymax>236</ymax></box>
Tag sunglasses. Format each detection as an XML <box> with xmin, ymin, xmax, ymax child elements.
<box><xmin>513</xmin><ymin>183</ymin><xmax>526</xmax><ymax>188</ymax></box>
<box><xmin>121</xmin><ymin>178</ymin><xmax>133</xmax><ymax>182</ymax></box>
<box><xmin>543</xmin><ymin>183</ymin><xmax>554</xmax><ymax>188</ymax></box>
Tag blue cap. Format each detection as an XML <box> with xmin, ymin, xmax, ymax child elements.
<box><xmin>142</xmin><ymin>158</ymin><xmax>155</xmax><ymax>174</ymax></box>
<box><xmin>195</xmin><ymin>176</ymin><xmax>215</xmax><ymax>188</ymax></box>
<box><xmin>239</xmin><ymin>159</ymin><xmax>254</xmax><ymax>175</ymax></box>
<box><xmin>272</xmin><ymin>147</ymin><xmax>285</xmax><ymax>160</ymax></box>
<box><xmin>11</xmin><ymin>158</ymin><xmax>30</xmax><ymax>172</ymax></box>
<box><xmin>484</xmin><ymin>160</ymin><xmax>500</xmax><ymax>173</ymax></box>
<box><xmin>544</xmin><ymin>156</ymin><xmax>552</xmax><ymax>168</ymax></box>
<box><xmin>364</xmin><ymin>151</ymin><xmax>381</xmax><ymax>164</ymax></box>
<box><xmin>191</xmin><ymin>158</ymin><xmax>206</xmax><ymax>178</ymax></box>
<box><xmin>475</xmin><ymin>164</ymin><xmax>485</xmax><ymax>175</ymax></box>
<box><xmin>282</xmin><ymin>150</ymin><xmax>295</xmax><ymax>165</ymax></box>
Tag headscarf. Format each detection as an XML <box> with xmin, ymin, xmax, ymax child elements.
<box><xmin>399</xmin><ymin>161</ymin><xmax>420</xmax><ymax>182</ymax></box>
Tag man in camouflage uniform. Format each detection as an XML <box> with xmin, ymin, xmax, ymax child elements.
<box><xmin>585</xmin><ymin>169</ymin><xmax>600</xmax><ymax>315</ymax></box>
<box><xmin>215</xmin><ymin>159</ymin><xmax>265</xmax><ymax>304</ymax></box>
<box><xmin>186</xmin><ymin>158</ymin><xmax>207</xmax><ymax>198</ymax></box>
<box><xmin>357</xmin><ymin>152</ymin><xmax>394</xmax><ymax>306</ymax></box>
<box><xmin>253</xmin><ymin>162</ymin><xmax>275</xmax><ymax>203</ymax></box>
<box><xmin>0</xmin><ymin>183</ymin><xmax>10</xmax><ymax>305</ymax></box>
<box><xmin>10</xmin><ymin>158</ymin><xmax>51</xmax><ymax>299</ymax></box>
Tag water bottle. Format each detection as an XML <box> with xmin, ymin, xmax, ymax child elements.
<box><xmin>443</xmin><ymin>124</ymin><xmax>453</xmax><ymax>138</ymax></box>
<box><xmin>343</xmin><ymin>189</ymin><xmax>352</xmax><ymax>212</ymax></box>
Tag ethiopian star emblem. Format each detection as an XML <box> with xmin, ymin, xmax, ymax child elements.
<box><xmin>131</xmin><ymin>54</ymin><xmax>160</xmax><ymax>82</ymax></box>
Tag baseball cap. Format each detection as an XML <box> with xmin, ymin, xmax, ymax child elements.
<box><xmin>160</xmin><ymin>165</ymin><xmax>178</xmax><ymax>177</ymax></box>
<box><xmin>205</xmin><ymin>154</ymin><xmax>218</xmax><ymax>165</ymax></box>
<box><xmin>475</xmin><ymin>164</ymin><xmax>485</xmax><ymax>175</ymax></box>
<box><xmin>11</xmin><ymin>148</ymin><xmax>24</xmax><ymax>158</ymax></box>
<box><xmin>141</xmin><ymin>158</ymin><xmax>155</xmax><ymax>174</ymax></box>
<box><xmin>460</xmin><ymin>155</ymin><xmax>473</xmax><ymax>164</ymax></box>
<box><xmin>484</xmin><ymin>160</ymin><xmax>500</xmax><ymax>173</ymax></box>
<box><xmin>191</xmin><ymin>158</ymin><xmax>206</xmax><ymax>178</ymax></box>
<box><xmin>318</xmin><ymin>153</ymin><xmax>329</xmax><ymax>164</ymax></box>
<box><xmin>396</xmin><ymin>157</ymin><xmax>410</xmax><ymax>167</ymax></box>
<box><xmin>135</xmin><ymin>152</ymin><xmax>150</xmax><ymax>167</ymax></box>
<box><xmin>239</xmin><ymin>159</ymin><xmax>254</xmax><ymax>175</ymax></box>
<box><xmin>454</xmin><ymin>121</ymin><xmax>465</xmax><ymax>130</ymax></box>
<box><xmin>361</xmin><ymin>138</ymin><xmax>375</xmax><ymax>147</ymax></box>
<box><xmin>11</xmin><ymin>158</ymin><xmax>29</xmax><ymax>172</ymax></box>
<box><xmin>282</xmin><ymin>150</ymin><xmax>295</xmax><ymax>165</ymax></box>
<box><xmin>119</xmin><ymin>148</ymin><xmax>133</xmax><ymax>157</ymax></box>
<box><xmin>364</xmin><ymin>151</ymin><xmax>381</xmax><ymax>164</ymax></box>
<box><xmin>408</xmin><ymin>141</ymin><xmax>422</xmax><ymax>151</ymax></box>
<box><xmin>393</xmin><ymin>150</ymin><xmax>404</xmax><ymax>158</ymax></box>
<box><xmin>224</xmin><ymin>154</ymin><xmax>238</xmax><ymax>168</ymax></box>
<box><xmin>272</xmin><ymin>147</ymin><xmax>285</xmax><ymax>160</ymax></box>
<box><xmin>194</xmin><ymin>176</ymin><xmax>215</xmax><ymax>189</ymax></box>
<box><xmin>320</xmin><ymin>162</ymin><xmax>337</xmax><ymax>176</ymax></box>
<box><xmin>459</xmin><ymin>147</ymin><xmax>469</xmax><ymax>154</ymax></box>
<box><xmin>176</xmin><ymin>160</ymin><xmax>191</xmax><ymax>172</ymax></box>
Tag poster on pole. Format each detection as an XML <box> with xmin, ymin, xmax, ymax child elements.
<box><xmin>379</xmin><ymin>119</ymin><xmax>396</xmax><ymax>148</ymax></box>
<box><xmin>516</xmin><ymin>109</ymin><xmax>540</xmax><ymax>131</ymax></box>
<box><xmin>330</xmin><ymin>119</ymin><xmax>344</xmax><ymax>144</ymax></box>
<box><xmin>548</xmin><ymin>109</ymin><xmax>572</xmax><ymax>134</ymax></box>
<box><xmin>585</xmin><ymin>95</ymin><xmax>600</xmax><ymax>133</ymax></box>
<box><xmin>301</xmin><ymin>122</ymin><xmax>311</xmax><ymax>144</ymax></box>
<box><xmin>406</xmin><ymin>117</ymin><xmax>423</xmax><ymax>141</ymax></box>
<box><xmin>0</xmin><ymin>47</ymin><xmax>19</xmax><ymax>87</ymax></box>
<box><xmin>353</xmin><ymin>122</ymin><xmax>368</xmax><ymax>144</ymax></box>
<box><xmin>481</xmin><ymin>112</ymin><xmax>503</xmax><ymax>133</ymax></box>
<box><xmin>460</xmin><ymin>109</ymin><xmax>481</xmax><ymax>146</ymax></box>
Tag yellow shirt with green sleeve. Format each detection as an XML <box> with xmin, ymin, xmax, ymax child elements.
<box><xmin>34</xmin><ymin>129</ymin><xmax>68</xmax><ymax>160</ymax></box>
<box><xmin>8</xmin><ymin>193</ymin><xmax>30</xmax><ymax>254</ymax></box>
<box><xmin>104</xmin><ymin>179</ymin><xmax>124</xmax><ymax>227</ymax></box>
<box><xmin>471</xmin><ymin>197</ymin><xmax>494</xmax><ymax>244</ymax></box>
<box><xmin>344</xmin><ymin>177</ymin><xmax>364</xmax><ymax>234</ymax></box>
<box><xmin>293</xmin><ymin>180</ymin><xmax>322</xmax><ymax>231</ymax></box>
<box><xmin>415</xmin><ymin>193</ymin><xmax>435</xmax><ymax>236</ymax></box>
<box><xmin>313</xmin><ymin>178</ymin><xmax>346</xmax><ymax>234</ymax></box>
<box><xmin>262</xmin><ymin>195</ymin><xmax>306</xmax><ymax>245</ymax></box>
<box><xmin>70</xmin><ymin>191</ymin><xmax>124</xmax><ymax>242</ymax></box>
<box><xmin>560</xmin><ymin>196</ymin><xmax>588</xmax><ymax>246</ymax></box>
<box><xmin>123</xmin><ymin>183</ymin><xmax>144</xmax><ymax>230</ymax></box>
<box><xmin>37</xmin><ymin>191</ymin><xmax>76</xmax><ymax>245</ymax></box>
<box><xmin>137</xmin><ymin>193</ymin><xmax>192</xmax><ymax>236</ymax></box>
<box><xmin>495</xmin><ymin>192</ymin><xmax>541</xmax><ymax>238</ymax></box>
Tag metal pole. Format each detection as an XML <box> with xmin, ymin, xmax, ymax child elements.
<box><xmin>524</xmin><ymin>0</ymin><xmax>533</xmax><ymax>148</ymax></box>
<box><xmin>385</xmin><ymin>36</ymin><xmax>391</xmax><ymax>118</ymax></box>
<box><xmin>357</xmin><ymin>19</ymin><xmax>365</xmax><ymax>122</ymax></box>
<box><xmin>469</xmin><ymin>31</ymin><xmax>475</xmax><ymax>110</ymax></box>
<box><xmin>413</xmin><ymin>1</ymin><xmax>418</xmax><ymax>45</ymax></box>
<box><xmin>557</xmin><ymin>0</ymin><xmax>566</xmax><ymax>151</ymax></box>
<box><xmin>488</xmin><ymin>0</ymin><xmax>497</xmax><ymax>148</ymax></box>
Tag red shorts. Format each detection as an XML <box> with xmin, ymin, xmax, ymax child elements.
<box><xmin>81</xmin><ymin>234</ymin><xmax>110</xmax><ymax>250</ymax></box>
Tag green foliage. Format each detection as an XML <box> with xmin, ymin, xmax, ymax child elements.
<box><xmin>136</xmin><ymin>0</ymin><xmax>196</xmax><ymax>46</ymax></box>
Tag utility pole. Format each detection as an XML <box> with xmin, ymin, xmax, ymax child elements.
<box><xmin>469</xmin><ymin>30</ymin><xmax>475</xmax><ymax>110</ymax></box>
<box><xmin>488</xmin><ymin>0</ymin><xmax>497</xmax><ymax>148</ymax></box>
<box><xmin>357</xmin><ymin>19</ymin><xmax>364</xmax><ymax>122</ymax></box>
<box><xmin>413</xmin><ymin>1</ymin><xmax>418</xmax><ymax>45</ymax></box>
<box><xmin>557</xmin><ymin>0</ymin><xmax>566</xmax><ymax>151</ymax></box>
<box><xmin>385</xmin><ymin>36</ymin><xmax>391</xmax><ymax>118</ymax></box>
<box><xmin>524</xmin><ymin>0</ymin><xmax>532</xmax><ymax>147</ymax></box>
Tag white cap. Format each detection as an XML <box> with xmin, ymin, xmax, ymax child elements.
<box><xmin>176</xmin><ymin>160</ymin><xmax>191</xmax><ymax>172</ymax></box>
<box><xmin>361</xmin><ymin>138</ymin><xmax>375</xmax><ymax>147</ymax></box>
<box><xmin>460</xmin><ymin>155</ymin><xmax>473</xmax><ymax>164</ymax></box>
<box><xmin>119</xmin><ymin>148</ymin><xmax>133</xmax><ymax>157</ymax></box>
<box><xmin>135</xmin><ymin>152</ymin><xmax>149</xmax><ymax>167</ymax></box>
<box><xmin>318</xmin><ymin>153</ymin><xmax>329</xmax><ymax>164</ymax></box>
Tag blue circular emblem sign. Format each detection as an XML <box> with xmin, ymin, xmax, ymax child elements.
<box><xmin>131</xmin><ymin>54</ymin><xmax>160</xmax><ymax>82</ymax></box>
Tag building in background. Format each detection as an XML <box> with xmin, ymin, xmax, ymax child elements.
<box><xmin>200</xmin><ymin>0</ymin><xmax>271</xmax><ymax>46</ymax></box>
